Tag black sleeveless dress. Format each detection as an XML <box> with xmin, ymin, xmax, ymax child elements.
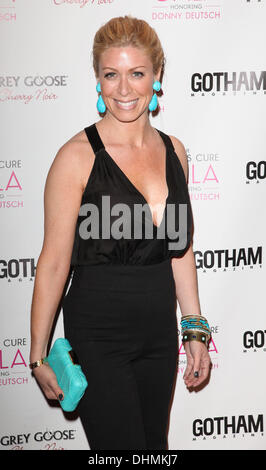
<box><xmin>62</xmin><ymin>122</ymin><xmax>193</xmax><ymax>450</ymax></box>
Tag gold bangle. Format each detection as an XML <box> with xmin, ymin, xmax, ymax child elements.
<box><xmin>182</xmin><ymin>330</ymin><xmax>211</xmax><ymax>347</ymax></box>
<box><xmin>29</xmin><ymin>358</ymin><xmax>48</xmax><ymax>370</ymax></box>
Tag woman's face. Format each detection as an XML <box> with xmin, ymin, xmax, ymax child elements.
<box><xmin>97</xmin><ymin>45</ymin><xmax>160</xmax><ymax>121</ymax></box>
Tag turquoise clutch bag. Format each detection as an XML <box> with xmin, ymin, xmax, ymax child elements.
<box><xmin>45</xmin><ymin>338</ymin><xmax>88</xmax><ymax>412</ymax></box>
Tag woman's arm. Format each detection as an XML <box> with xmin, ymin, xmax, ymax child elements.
<box><xmin>29</xmin><ymin>139</ymin><xmax>88</xmax><ymax>400</ymax></box>
<box><xmin>169</xmin><ymin>135</ymin><xmax>211</xmax><ymax>389</ymax></box>
<box><xmin>171</xmin><ymin>243</ymin><xmax>201</xmax><ymax>317</ymax></box>
<box><xmin>30</xmin><ymin>256</ymin><xmax>72</xmax><ymax>363</ymax></box>
<box><xmin>171</xmin><ymin>246</ymin><xmax>211</xmax><ymax>389</ymax></box>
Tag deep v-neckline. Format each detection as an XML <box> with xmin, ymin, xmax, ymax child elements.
<box><xmin>94</xmin><ymin>123</ymin><xmax>169</xmax><ymax>231</ymax></box>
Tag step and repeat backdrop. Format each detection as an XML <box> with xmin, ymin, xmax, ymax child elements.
<box><xmin>1</xmin><ymin>0</ymin><xmax>265</xmax><ymax>451</ymax></box>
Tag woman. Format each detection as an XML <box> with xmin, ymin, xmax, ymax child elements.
<box><xmin>29</xmin><ymin>15</ymin><xmax>212</xmax><ymax>450</ymax></box>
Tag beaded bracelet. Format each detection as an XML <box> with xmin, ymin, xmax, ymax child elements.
<box><xmin>181</xmin><ymin>314</ymin><xmax>211</xmax><ymax>336</ymax></box>
<box><xmin>181</xmin><ymin>314</ymin><xmax>211</xmax><ymax>347</ymax></box>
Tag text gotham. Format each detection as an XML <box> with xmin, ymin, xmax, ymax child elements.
<box><xmin>193</xmin><ymin>414</ymin><xmax>263</xmax><ymax>437</ymax></box>
<box><xmin>191</xmin><ymin>71</ymin><xmax>266</xmax><ymax>93</ymax></box>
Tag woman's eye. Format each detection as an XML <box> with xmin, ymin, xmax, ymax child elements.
<box><xmin>104</xmin><ymin>71</ymin><xmax>144</xmax><ymax>78</ymax></box>
<box><xmin>104</xmin><ymin>72</ymin><xmax>115</xmax><ymax>78</ymax></box>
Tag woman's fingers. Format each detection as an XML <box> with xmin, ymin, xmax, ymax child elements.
<box><xmin>183</xmin><ymin>341</ymin><xmax>212</xmax><ymax>389</ymax></box>
<box><xmin>33</xmin><ymin>364</ymin><xmax>64</xmax><ymax>402</ymax></box>
<box><xmin>47</xmin><ymin>379</ymin><xmax>64</xmax><ymax>401</ymax></box>
<box><xmin>193</xmin><ymin>357</ymin><xmax>211</xmax><ymax>387</ymax></box>
<box><xmin>183</xmin><ymin>362</ymin><xmax>193</xmax><ymax>386</ymax></box>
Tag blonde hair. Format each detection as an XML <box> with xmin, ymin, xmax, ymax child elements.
<box><xmin>92</xmin><ymin>15</ymin><xmax>166</xmax><ymax>79</ymax></box>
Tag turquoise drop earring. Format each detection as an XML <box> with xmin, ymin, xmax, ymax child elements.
<box><xmin>96</xmin><ymin>82</ymin><xmax>106</xmax><ymax>113</ymax></box>
<box><xmin>148</xmin><ymin>80</ymin><xmax>161</xmax><ymax>112</ymax></box>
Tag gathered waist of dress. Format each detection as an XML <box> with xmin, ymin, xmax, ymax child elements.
<box><xmin>70</xmin><ymin>259</ymin><xmax>175</xmax><ymax>293</ymax></box>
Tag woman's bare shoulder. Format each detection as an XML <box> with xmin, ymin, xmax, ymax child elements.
<box><xmin>59</xmin><ymin>128</ymin><xmax>93</xmax><ymax>158</ymax></box>
<box><xmin>50</xmin><ymin>128</ymin><xmax>95</xmax><ymax>191</ymax></box>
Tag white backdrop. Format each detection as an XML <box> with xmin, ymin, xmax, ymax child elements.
<box><xmin>1</xmin><ymin>0</ymin><xmax>265</xmax><ymax>450</ymax></box>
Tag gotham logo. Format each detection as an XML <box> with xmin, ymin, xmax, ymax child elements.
<box><xmin>193</xmin><ymin>414</ymin><xmax>264</xmax><ymax>440</ymax></box>
<box><xmin>246</xmin><ymin>161</ymin><xmax>266</xmax><ymax>182</ymax></box>
<box><xmin>194</xmin><ymin>246</ymin><xmax>262</xmax><ymax>271</ymax></box>
<box><xmin>243</xmin><ymin>330</ymin><xmax>266</xmax><ymax>352</ymax></box>
<box><xmin>191</xmin><ymin>71</ymin><xmax>266</xmax><ymax>95</ymax></box>
<box><xmin>0</xmin><ymin>258</ymin><xmax>36</xmax><ymax>281</ymax></box>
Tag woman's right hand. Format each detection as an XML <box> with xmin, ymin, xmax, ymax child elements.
<box><xmin>32</xmin><ymin>363</ymin><xmax>64</xmax><ymax>402</ymax></box>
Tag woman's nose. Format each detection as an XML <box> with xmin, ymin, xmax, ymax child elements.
<box><xmin>117</xmin><ymin>76</ymin><xmax>132</xmax><ymax>95</ymax></box>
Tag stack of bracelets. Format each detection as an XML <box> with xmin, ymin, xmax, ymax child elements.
<box><xmin>181</xmin><ymin>314</ymin><xmax>211</xmax><ymax>348</ymax></box>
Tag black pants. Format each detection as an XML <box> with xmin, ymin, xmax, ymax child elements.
<box><xmin>62</xmin><ymin>259</ymin><xmax>178</xmax><ymax>450</ymax></box>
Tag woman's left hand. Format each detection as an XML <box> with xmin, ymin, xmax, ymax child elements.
<box><xmin>183</xmin><ymin>340</ymin><xmax>212</xmax><ymax>389</ymax></box>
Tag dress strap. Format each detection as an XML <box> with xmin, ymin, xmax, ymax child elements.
<box><xmin>84</xmin><ymin>123</ymin><xmax>104</xmax><ymax>154</ymax></box>
<box><xmin>155</xmin><ymin>128</ymin><xmax>175</xmax><ymax>153</ymax></box>
<box><xmin>84</xmin><ymin>123</ymin><xmax>175</xmax><ymax>155</ymax></box>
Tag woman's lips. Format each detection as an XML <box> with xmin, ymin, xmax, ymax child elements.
<box><xmin>114</xmin><ymin>99</ymin><xmax>139</xmax><ymax>110</ymax></box>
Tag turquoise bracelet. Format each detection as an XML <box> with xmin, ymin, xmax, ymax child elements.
<box><xmin>181</xmin><ymin>315</ymin><xmax>211</xmax><ymax>335</ymax></box>
<box><xmin>180</xmin><ymin>315</ymin><xmax>211</xmax><ymax>348</ymax></box>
